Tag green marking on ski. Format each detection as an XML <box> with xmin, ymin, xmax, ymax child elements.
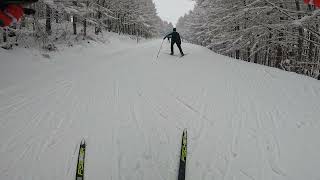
<box><xmin>181</xmin><ymin>130</ymin><xmax>187</xmax><ymax>162</ymax></box>
<box><xmin>76</xmin><ymin>140</ymin><xmax>86</xmax><ymax>180</ymax></box>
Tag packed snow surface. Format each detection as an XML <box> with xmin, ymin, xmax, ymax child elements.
<box><xmin>1</xmin><ymin>35</ymin><xmax>320</xmax><ymax>180</ymax></box>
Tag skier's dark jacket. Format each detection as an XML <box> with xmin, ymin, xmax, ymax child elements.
<box><xmin>164</xmin><ymin>31</ymin><xmax>181</xmax><ymax>44</ymax></box>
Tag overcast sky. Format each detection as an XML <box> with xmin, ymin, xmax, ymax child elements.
<box><xmin>153</xmin><ymin>0</ymin><xmax>195</xmax><ymax>25</ymax></box>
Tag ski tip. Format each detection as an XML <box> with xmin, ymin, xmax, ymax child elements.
<box><xmin>183</xmin><ymin>129</ymin><xmax>187</xmax><ymax>136</ymax></box>
<box><xmin>80</xmin><ymin>138</ymin><xmax>86</xmax><ymax>145</ymax></box>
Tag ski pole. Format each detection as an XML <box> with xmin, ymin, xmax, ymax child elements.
<box><xmin>156</xmin><ymin>39</ymin><xmax>164</xmax><ymax>59</ymax></box>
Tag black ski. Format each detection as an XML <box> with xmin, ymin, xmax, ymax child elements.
<box><xmin>179</xmin><ymin>54</ymin><xmax>188</xmax><ymax>58</ymax></box>
<box><xmin>163</xmin><ymin>52</ymin><xmax>187</xmax><ymax>58</ymax></box>
<box><xmin>178</xmin><ymin>129</ymin><xmax>187</xmax><ymax>180</ymax></box>
<box><xmin>76</xmin><ymin>139</ymin><xmax>86</xmax><ymax>180</ymax></box>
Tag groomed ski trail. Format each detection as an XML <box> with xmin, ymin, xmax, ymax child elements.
<box><xmin>0</xmin><ymin>38</ymin><xmax>320</xmax><ymax>180</ymax></box>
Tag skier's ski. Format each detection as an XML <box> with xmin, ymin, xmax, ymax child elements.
<box><xmin>178</xmin><ymin>129</ymin><xmax>187</xmax><ymax>180</ymax></box>
<box><xmin>76</xmin><ymin>139</ymin><xmax>86</xmax><ymax>180</ymax></box>
<box><xmin>163</xmin><ymin>52</ymin><xmax>175</xmax><ymax>56</ymax></box>
<box><xmin>180</xmin><ymin>54</ymin><xmax>188</xmax><ymax>58</ymax></box>
<box><xmin>163</xmin><ymin>52</ymin><xmax>188</xmax><ymax>58</ymax></box>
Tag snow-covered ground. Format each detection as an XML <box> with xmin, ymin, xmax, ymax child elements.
<box><xmin>1</xmin><ymin>34</ymin><xmax>320</xmax><ymax>180</ymax></box>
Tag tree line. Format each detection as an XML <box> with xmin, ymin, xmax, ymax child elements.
<box><xmin>177</xmin><ymin>0</ymin><xmax>320</xmax><ymax>80</ymax></box>
<box><xmin>1</xmin><ymin>0</ymin><xmax>173</xmax><ymax>49</ymax></box>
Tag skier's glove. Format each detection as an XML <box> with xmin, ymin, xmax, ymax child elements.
<box><xmin>23</xmin><ymin>7</ymin><xmax>35</xmax><ymax>15</ymax></box>
<box><xmin>0</xmin><ymin>4</ymin><xmax>23</xmax><ymax>27</ymax></box>
<box><xmin>0</xmin><ymin>0</ymin><xmax>38</xmax><ymax>27</ymax></box>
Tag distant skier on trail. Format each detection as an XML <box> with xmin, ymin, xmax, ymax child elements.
<box><xmin>164</xmin><ymin>28</ymin><xmax>184</xmax><ymax>57</ymax></box>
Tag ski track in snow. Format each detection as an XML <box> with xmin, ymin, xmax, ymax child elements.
<box><xmin>1</xmin><ymin>37</ymin><xmax>320</xmax><ymax>180</ymax></box>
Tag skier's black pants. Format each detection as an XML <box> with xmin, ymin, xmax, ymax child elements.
<box><xmin>171</xmin><ymin>41</ymin><xmax>184</xmax><ymax>55</ymax></box>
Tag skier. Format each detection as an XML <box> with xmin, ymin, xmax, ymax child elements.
<box><xmin>0</xmin><ymin>0</ymin><xmax>37</xmax><ymax>28</ymax></box>
<box><xmin>163</xmin><ymin>28</ymin><xmax>184</xmax><ymax>56</ymax></box>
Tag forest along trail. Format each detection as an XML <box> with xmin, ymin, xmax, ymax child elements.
<box><xmin>0</xmin><ymin>39</ymin><xmax>320</xmax><ymax>180</ymax></box>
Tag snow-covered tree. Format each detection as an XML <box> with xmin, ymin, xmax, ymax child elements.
<box><xmin>1</xmin><ymin>0</ymin><xmax>169</xmax><ymax>49</ymax></box>
<box><xmin>177</xmin><ymin>0</ymin><xmax>320</xmax><ymax>79</ymax></box>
